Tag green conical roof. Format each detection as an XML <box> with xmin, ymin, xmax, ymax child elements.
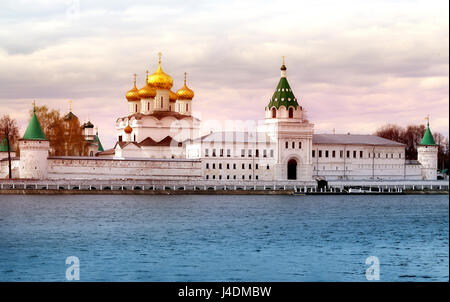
<box><xmin>0</xmin><ymin>137</ymin><xmax>13</xmax><ymax>152</ymax></box>
<box><xmin>267</xmin><ymin>73</ymin><xmax>299</xmax><ymax>109</ymax></box>
<box><xmin>95</xmin><ymin>132</ymin><xmax>104</xmax><ymax>152</ymax></box>
<box><xmin>420</xmin><ymin>123</ymin><xmax>436</xmax><ymax>145</ymax></box>
<box><xmin>23</xmin><ymin>110</ymin><xmax>47</xmax><ymax>140</ymax></box>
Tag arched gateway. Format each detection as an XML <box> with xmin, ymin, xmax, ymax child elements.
<box><xmin>287</xmin><ymin>159</ymin><xmax>297</xmax><ymax>180</ymax></box>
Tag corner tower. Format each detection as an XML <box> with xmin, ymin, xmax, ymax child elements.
<box><xmin>417</xmin><ymin>117</ymin><xmax>438</xmax><ymax>180</ymax></box>
<box><xmin>19</xmin><ymin>104</ymin><xmax>50</xmax><ymax>179</ymax></box>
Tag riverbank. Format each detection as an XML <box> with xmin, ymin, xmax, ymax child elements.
<box><xmin>0</xmin><ymin>189</ymin><xmax>447</xmax><ymax>195</ymax></box>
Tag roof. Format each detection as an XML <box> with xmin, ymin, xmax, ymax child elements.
<box><xmin>47</xmin><ymin>156</ymin><xmax>200</xmax><ymax>162</ymax></box>
<box><xmin>193</xmin><ymin>131</ymin><xmax>275</xmax><ymax>145</ymax></box>
<box><xmin>95</xmin><ymin>133</ymin><xmax>104</xmax><ymax>152</ymax></box>
<box><xmin>312</xmin><ymin>134</ymin><xmax>405</xmax><ymax>146</ymax></box>
<box><xmin>0</xmin><ymin>138</ymin><xmax>13</xmax><ymax>152</ymax></box>
<box><xmin>117</xmin><ymin>111</ymin><xmax>199</xmax><ymax>123</ymax></box>
<box><xmin>63</xmin><ymin>111</ymin><xmax>78</xmax><ymax>121</ymax></box>
<box><xmin>115</xmin><ymin>136</ymin><xmax>185</xmax><ymax>149</ymax></box>
<box><xmin>420</xmin><ymin>125</ymin><xmax>436</xmax><ymax>145</ymax></box>
<box><xmin>267</xmin><ymin>77</ymin><xmax>299</xmax><ymax>109</ymax></box>
<box><xmin>82</xmin><ymin>121</ymin><xmax>94</xmax><ymax>129</ymax></box>
<box><xmin>22</xmin><ymin>110</ymin><xmax>47</xmax><ymax>140</ymax></box>
<box><xmin>96</xmin><ymin>148</ymin><xmax>115</xmax><ymax>156</ymax></box>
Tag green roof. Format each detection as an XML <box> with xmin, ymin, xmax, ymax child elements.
<box><xmin>267</xmin><ymin>77</ymin><xmax>299</xmax><ymax>109</ymax></box>
<box><xmin>95</xmin><ymin>132</ymin><xmax>104</xmax><ymax>152</ymax></box>
<box><xmin>420</xmin><ymin>124</ymin><xmax>436</xmax><ymax>145</ymax></box>
<box><xmin>23</xmin><ymin>110</ymin><xmax>47</xmax><ymax>140</ymax></box>
<box><xmin>63</xmin><ymin>111</ymin><xmax>78</xmax><ymax>121</ymax></box>
<box><xmin>0</xmin><ymin>137</ymin><xmax>13</xmax><ymax>152</ymax></box>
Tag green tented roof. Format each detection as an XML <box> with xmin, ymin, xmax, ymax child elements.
<box><xmin>267</xmin><ymin>77</ymin><xmax>299</xmax><ymax>109</ymax></box>
<box><xmin>0</xmin><ymin>137</ymin><xmax>13</xmax><ymax>152</ymax></box>
<box><xmin>96</xmin><ymin>133</ymin><xmax>104</xmax><ymax>152</ymax></box>
<box><xmin>420</xmin><ymin>125</ymin><xmax>436</xmax><ymax>145</ymax></box>
<box><xmin>23</xmin><ymin>111</ymin><xmax>47</xmax><ymax>140</ymax></box>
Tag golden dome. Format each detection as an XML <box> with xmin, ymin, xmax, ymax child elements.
<box><xmin>169</xmin><ymin>90</ymin><xmax>177</xmax><ymax>102</ymax></box>
<box><xmin>148</xmin><ymin>52</ymin><xmax>173</xmax><ymax>90</ymax></box>
<box><xmin>176</xmin><ymin>72</ymin><xmax>194</xmax><ymax>100</ymax></box>
<box><xmin>138</xmin><ymin>70</ymin><xmax>157</xmax><ymax>98</ymax></box>
<box><xmin>124</xmin><ymin>124</ymin><xmax>133</xmax><ymax>134</ymax></box>
<box><xmin>126</xmin><ymin>74</ymin><xmax>141</xmax><ymax>102</ymax></box>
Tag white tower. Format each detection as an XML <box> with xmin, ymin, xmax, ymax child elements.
<box><xmin>175</xmin><ymin>72</ymin><xmax>195</xmax><ymax>116</ymax></box>
<box><xmin>262</xmin><ymin>57</ymin><xmax>314</xmax><ymax>181</ymax></box>
<box><xmin>417</xmin><ymin>117</ymin><xmax>438</xmax><ymax>180</ymax></box>
<box><xmin>19</xmin><ymin>105</ymin><xmax>50</xmax><ymax>179</ymax></box>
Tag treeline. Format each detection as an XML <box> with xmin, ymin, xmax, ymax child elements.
<box><xmin>374</xmin><ymin>123</ymin><xmax>449</xmax><ymax>172</ymax></box>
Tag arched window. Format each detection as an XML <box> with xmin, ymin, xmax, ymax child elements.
<box><xmin>133</xmin><ymin>134</ymin><xmax>136</xmax><ymax>142</ymax></box>
<box><xmin>186</xmin><ymin>103</ymin><xmax>189</xmax><ymax>112</ymax></box>
<box><xmin>292</xmin><ymin>141</ymin><xmax>295</xmax><ymax>149</ymax></box>
<box><xmin>147</xmin><ymin>102</ymin><xmax>150</xmax><ymax>111</ymax></box>
<box><xmin>285</xmin><ymin>141</ymin><xmax>288</xmax><ymax>149</ymax></box>
<box><xmin>298</xmin><ymin>141</ymin><xmax>302</xmax><ymax>149</ymax></box>
<box><xmin>272</xmin><ymin>108</ymin><xmax>277</xmax><ymax>118</ymax></box>
<box><xmin>135</xmin><ymin>104</ymin><xmax>138</xmax><ymax>112</ymax></box>
<box><xmin>289</xmin><ymin>107</ymin><xmax>294</xmax><ymax>118</ymax></box>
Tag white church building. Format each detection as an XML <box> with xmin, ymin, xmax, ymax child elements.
<box><xmin>0</xmin><ymin>55</ymin><xmax>439</xmax><ymax>183</ymax></box>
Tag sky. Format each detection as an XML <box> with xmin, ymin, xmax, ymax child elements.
<box><xmin>0</xmin><ymin>0</ymin><xmax>448</xmax><ymax>149</ymax></box>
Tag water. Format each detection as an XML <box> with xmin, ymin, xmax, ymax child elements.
<box><xmin>0</xmin><ymin>194</ymin><xmax>448</xmax><ymax>281</ymax></box>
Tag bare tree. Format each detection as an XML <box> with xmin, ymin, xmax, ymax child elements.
<box><xmin>0</xmin><ymin>115</ymin><xmax>19</xmax><ymax>178</ymax></box>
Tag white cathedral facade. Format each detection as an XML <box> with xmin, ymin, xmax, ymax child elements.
<box><xmin>0</xmin><ymin>55</ymin><xmax>439</xmax><ymax>183</ymax></box>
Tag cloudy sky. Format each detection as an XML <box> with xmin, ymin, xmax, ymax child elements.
<box><xmin>0</xmin><ymin>0</ymin><xmax>448</xmax><ymax>148</ymax></box>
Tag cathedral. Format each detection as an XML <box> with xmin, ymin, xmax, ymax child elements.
<box><xmin>0</xmin><ymin>54</ymin><xmax>439</xmax><ymax>182</ymax></box>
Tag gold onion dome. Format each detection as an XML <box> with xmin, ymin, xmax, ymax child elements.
<box><xmin>124</xmin><ymin>124</ymin><xmax>133</xmax><ymax>134</ymax></box>
<box><xmin>148</xmin><ymin>52</ymin><xmax>173</xmax><ymax>90</ymax></box>
<box><xmin>126</xmin><ymin>74</ymin><xmax>141</xmax><ymax>102</ymax></box>
<box><xmin>169</xmin><ymin>90</ymin><xmax>178</xmax><ymax>102</ymax></box>
<box><xmin>176</xmin><ymin>72</ymin><xmax>194</xmax><ymax>100</ymax></box>
<box><xmin>138</xmin><ymin>70</ymin><xmax>157</xmax><ymax>98</ymax></box>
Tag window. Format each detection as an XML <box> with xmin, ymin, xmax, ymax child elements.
<box><xmin>135</xmin><ymin>104</ymin><xmax>138</xmax><ymax>112</ymax></box>
<box><xmin>233</xmin><ymin>163</ymin><xmax>236</xmax><ymax>169</ymax></box>
<box><xmin>340</xmin><ymin>150</ymin><xmax>343</xmax><ymax>158</ymax></box>
<box><xmin>249</xmin><ymin>175</ymin><xmax>252</xmax><ymax>179</ymax></box>
<box><xmin>386</xmin><ymin>154</ymin><xmax>388</xmax><ymax>158</ymax></box>
<box><xmin>353</xmin><ymin>151</ymin><xmax>356</xmax><ymax>158</ymax></box>
<box><xmin>219</xmin><ymin>163</ymin><xmax>222</xmax><ymax>169</ymax></box>
<box><xmin>227</xmin><ymin>149</ymin><xmax>231</xmax><ymax>157</ymax></box>
<box><xmin>242</xmin><ymin>175</ymin><xmax>245</xmax><ymax>179</ymax></box>
<box><xmin>118</xmin><ymin>135</ymin><xmax>122</xmax><ymax>142</ymax></box>
<box><xmin>391</xmin><ymin>154</ymin><xmax>394</xmax><ymax>158</ymax></box>
<box><xmin>233</xmin><ymin>175</ymin><xmax>236</xmax><ymax>179</ymax></box>
<box><xmin>267</xmin><ymin>164</ymin><xmax>270</xmax><ymax>170</ymax></box>
<box><xmin>347</xmin><ymin>151</ymin><xmax>350</xmax><ymax>158</ymax></box>
<box><xmin>212</xmin><ymin>163</ymin><xmax>216</xmax><ymax>169</ymax></box>
<box><xmin>205</xmin><ymin>149</ymin><xmax>209</xmax><ymax>157</ymax></box>
<box><xmin>289</xmin><ymin>107</ymin><xmax>294</xmax><ymax>118</ymax></box>
<box><xmin>368</xmin><ymin>153</ymin><xmax>371</xmax><ymax>158</ymax></box>
<box><xmin>206</xmin><ymin>175</ymin><xmax>209</xmax><ymax>179</ymax></box>
<box><xmin>206</xmin><ymin>163</ymin><xmax>209</xmax><ymax>169</ymax></box>
<box><xmin>325</xmin><ymin>150</ymin><xmax>329</xmax><ymax>158</ymax></box>
<box><xmin>298</xmin><ymin>142</ymin><xmax>302</xmax><ymax>149</ymax></box>
<box><xmin>399</xmin><ymin>153</ymin><xmax>402</xmax><ymax>159</ymax></box>
<box><xmin>133</xmin><ymin>134</ymin><xmax>136</xmax><ymax>142</ymax></box>
<box><xmin>242</xmin><ymin>163</ymin><xmax>245</xmax><ymax>169</ymax></box>
<box><xmin>256</xmin><ymin>175</ymin><xmax>259</xmax><ymax>180</ymax></box>
<box><xmin>226</xmin><ymin>163</ymin><xmax>230</xmax><ymax>169</ymax></box>
<box><xmin>285</xmin><ymin>141</ymin><xmax>288</xmax><ymax>149</ymax></box>
<box><xmin>263</xmin><ymin>149</ymin><xmax>267</xmax><ymax>157</ymax></box>
<box><xmin>241</xmin><ymin>149</ymin><xmax>245</xmax><ymax>157</ymax></box>
<box><xmin>212</xmin><ymin>149</ymin><xmax>216</xmax><ymax>157</ymax></box>
<box><xmin>312</xmin><ymin>150</ymin><xmax>315</xmax><ymax>157</ymax></box>
<box><xmin>147</xmin><ymin>102</ymin><xmax>150</xmax><ymax>111</ymax></box>
<box><xmin>186</xmin><ymin>103</ymin><xmax>189</xmax><ymax>111</ymax></box>
<box><xmin>360</xmin><ymin>151</ymin><xmax>363</xmax><ymax>158</ymax></box>
<box><xmin>227</xmin><ymin>175</ymin><xmax>230</xmax><ymax>179</ymax></box>
<box><xmin>255</xmin><ymin>149</ymin><xmax>259</xmax><ymax>157</ymax></box>
<box><xmin>220</xmin><ymin>149</ymin><xmax>224</xmax><ymax>157</ymax></box>
<box><xmin>332</xmin><ymin>150</ymin><xmax>336</xmax><ymax>158</ymax></box>
<box><xmin>319</xmin><ymin>150</ymin><xmax>322</xmax><ymax>158</ymax></box>
<box><xmin>270</xmin><ymin>150</ymin><xmax>274</xmax><ymax>157</ymax></box>
<box><xmin>272</xmin><ymin>108</ymin><xmax>277</xmax><ymax>118</ymax></box>
<box><xmin>292</xmin><ymin>142</ymin><xmax>295</xmax><ymax>149</ymax></box>
<box><xmin>219</xmin><ymin>175</ymin><xmax>222</xmax><ymax>180</ymax></box>
<box><xmin>248</xmin><ymin>149</ymin><xmax>252</xmax><ymax>157</ymax></box>
<box><xmin>249</xmin><ymin>164</ymin><xmax>252</xmax><ymax>169</ymax></box>
<box><xmin>212</xmin><ymin>175</ymin><xmax>215</xmax><ymax>179</ymax></box>
<box><xmin>256</xmin><ymin>164</ymin><xmax>259</xmax><ymax>169</ymax></box>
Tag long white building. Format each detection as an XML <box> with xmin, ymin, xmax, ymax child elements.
<box><xmin>0</xmin><ymin>55</ymin><xmax>439</xmax><ymax>183</ymax></box>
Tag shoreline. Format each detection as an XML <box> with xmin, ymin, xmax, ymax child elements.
<box><xmin>0</xmin><ymin>189</ymin><xmax>447</xmax><ymax>195</ymax></box>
